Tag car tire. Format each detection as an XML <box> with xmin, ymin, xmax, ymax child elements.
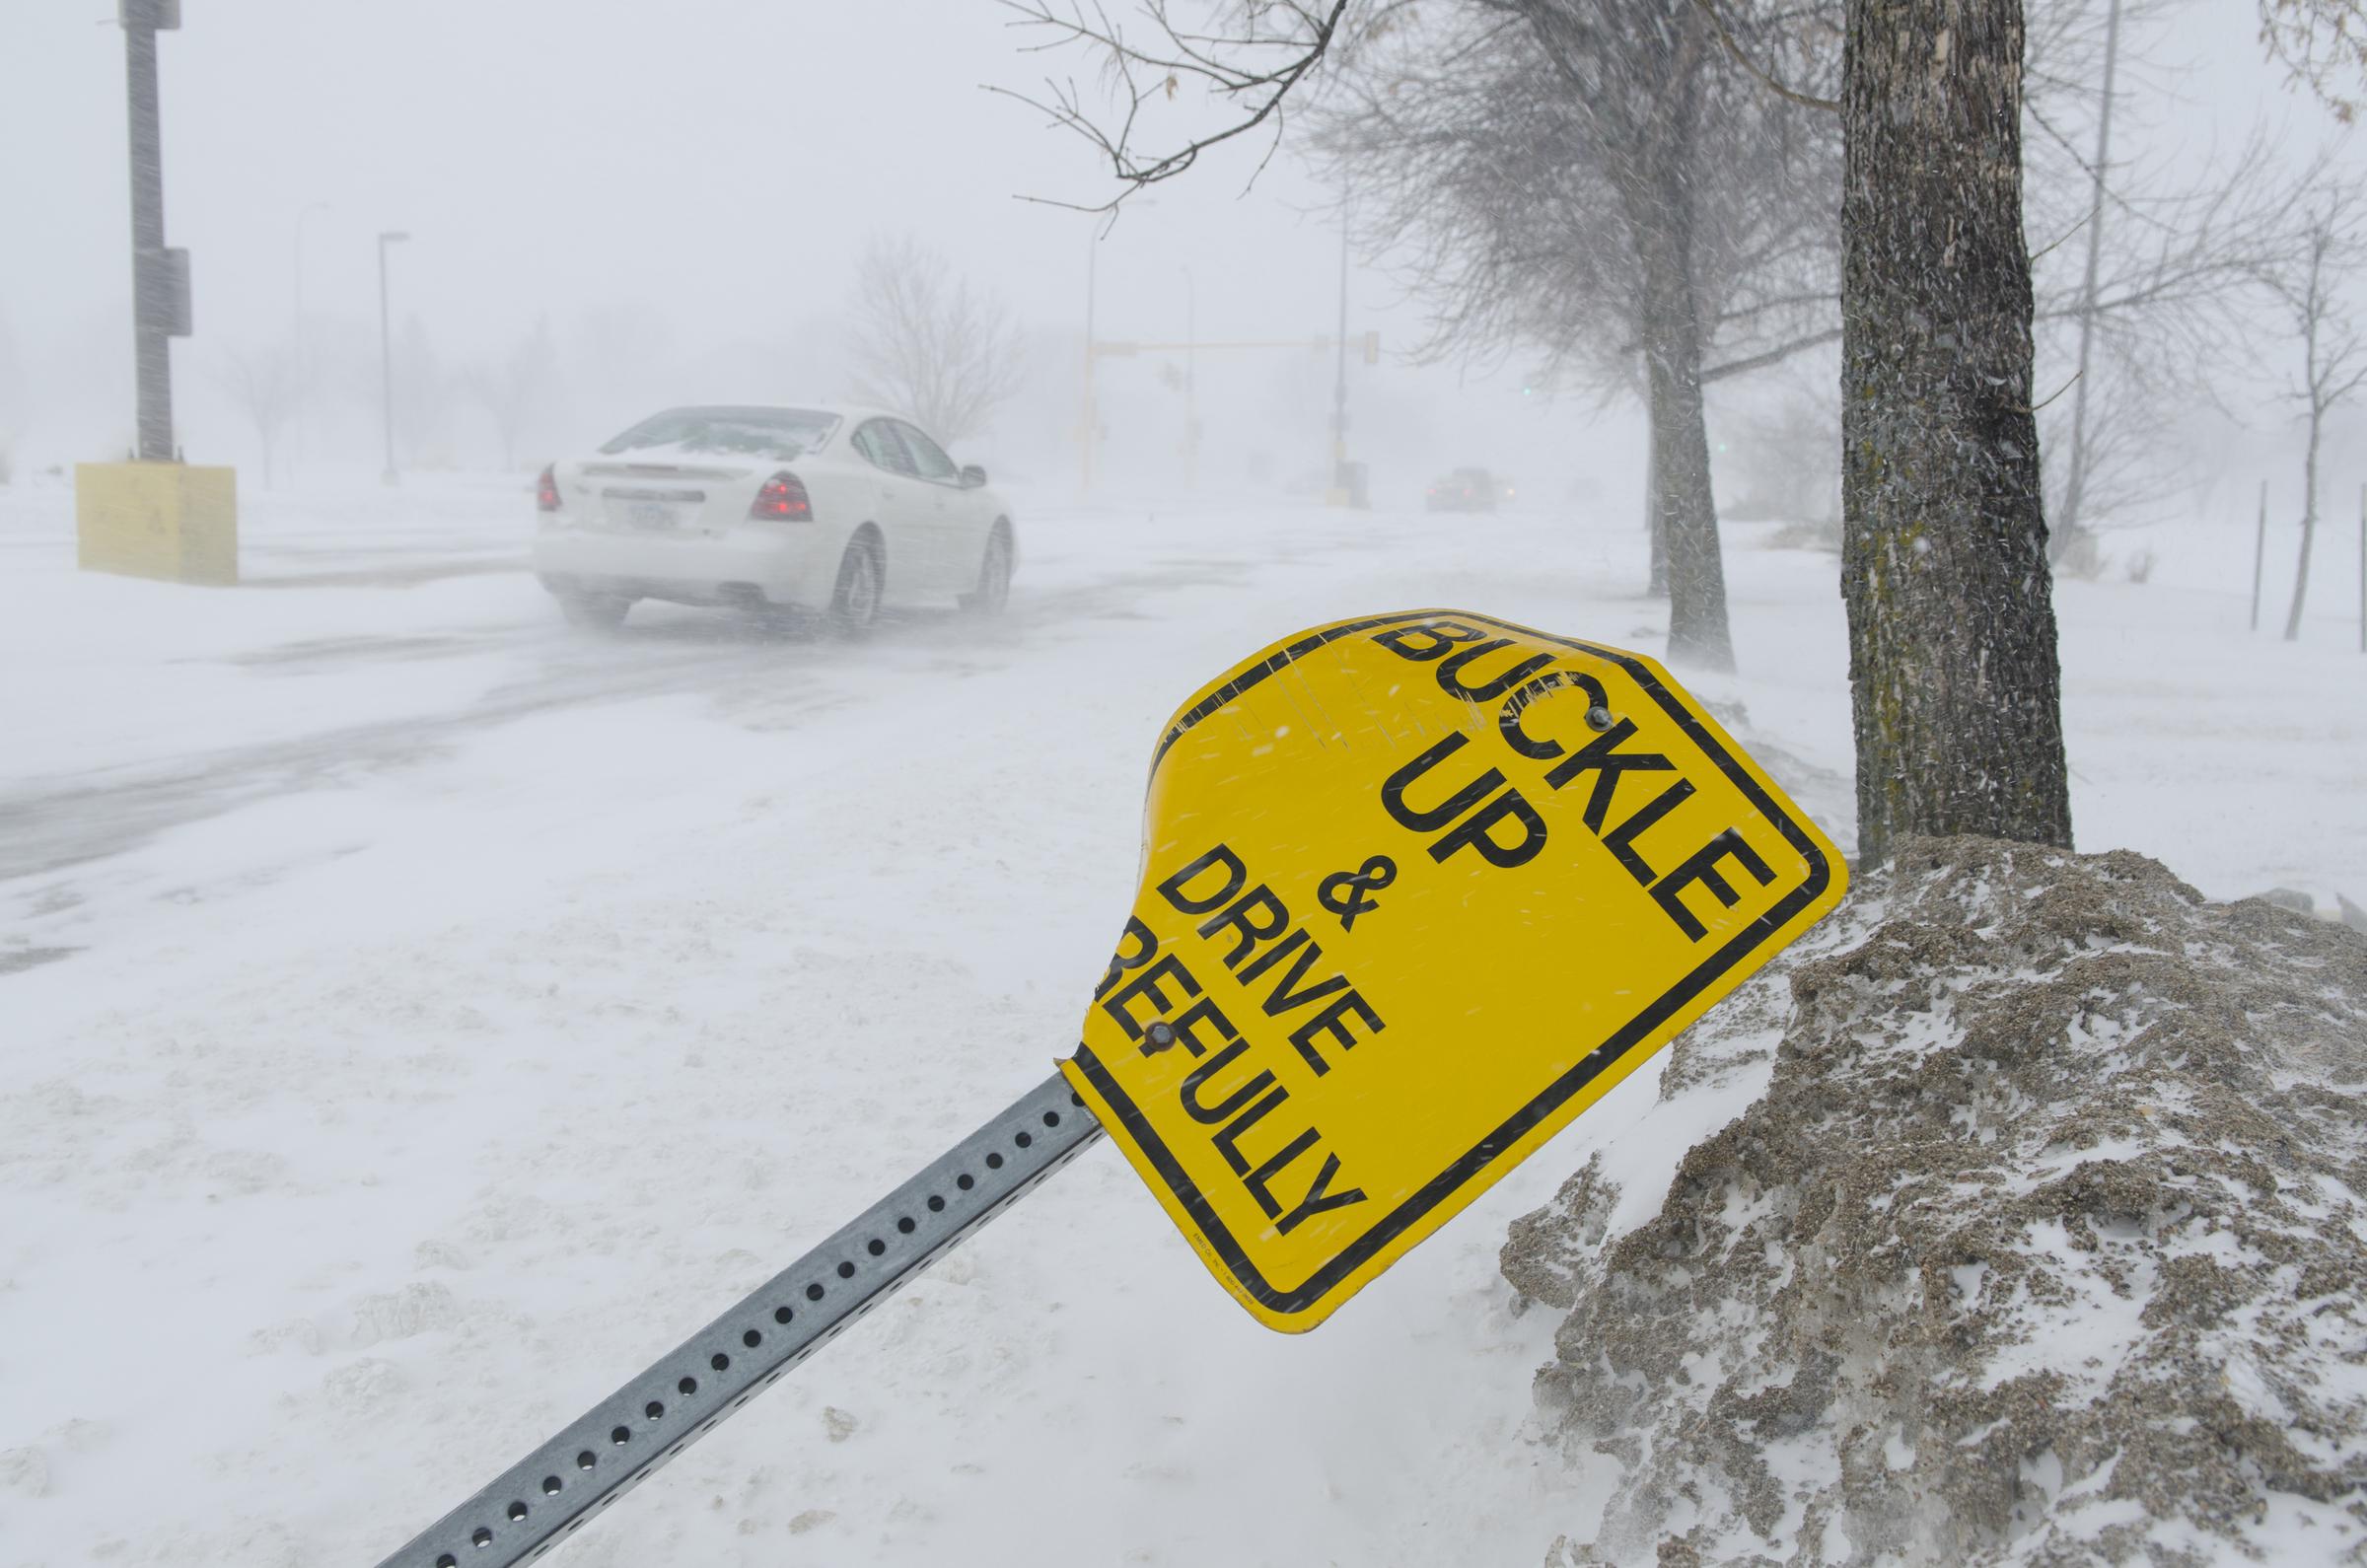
<box><xmin>960</xmin><ymin>525</ymin><xmax>1013</xmax><ymax>617</ymax></box>
<box><xmin>556</xmin><ymin>592</ymin><xmax>630</xmax><ymax>630</ymax></box>
<box><xmin>827</xmin><ymin>533</ymin><xmax>884</xmax><ymax>639</ymax></box>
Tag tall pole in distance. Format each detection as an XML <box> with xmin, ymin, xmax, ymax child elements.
<box><xmin>2357</xmin><ymin>481</ymin><xmax>2363</xmax><ymax>654</ymax></box>
<box><xmin>378</xmin><ymin>230</ymin><xmax>408</xmax><ymax>486</ymax></box>
<box><xmin>1330</xmin><ymin>192</ymin><xmax>1350</xmax><ymax>504</ymax></box>
<box><xmin>123</xmin><ymin>2</ymin><xmax>176</xmax><ymax>462</ymax></box>
<box><xmin>2058</xmin><ymin>0</ymin><xmax>2122</xmax><ymax>548</ymax></box>
<box><xmin>2251</xmin><ymin>479</ymin><xmax>2268</xmax><ymax>633</ymax></box>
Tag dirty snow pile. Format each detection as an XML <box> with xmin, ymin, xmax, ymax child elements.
<box><xmin>1503</xmin><ymin>837</ymin><xmax>2367</xmax><ymax>1566</ymax></box>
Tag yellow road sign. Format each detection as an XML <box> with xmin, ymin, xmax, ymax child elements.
<box><xmin>1062</xmin><ymin>611</ymin><xmax>1847</xmax><ymax>1332</ymax></box>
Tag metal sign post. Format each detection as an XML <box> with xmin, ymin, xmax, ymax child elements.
<box><xmin>371</xmin><ymin>612</ymin><xmax>1846</xmax><ymax>1564</ymax></box>
<box><xmin>373</xmin><ymin>1075</ymin><xmax>1100</xmax><ymax>1568</ymax></box>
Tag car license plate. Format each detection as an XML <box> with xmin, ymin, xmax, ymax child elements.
<box><xmin>627</xmin><ymin>500</ymin><xmax>675</xmax><ymax>531</ymax></box>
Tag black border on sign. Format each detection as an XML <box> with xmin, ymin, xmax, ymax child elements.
<box><xmin>1073</xmin><ymin>609</ymin><xmax>1836</xmax><ymax>1316</ymax></box>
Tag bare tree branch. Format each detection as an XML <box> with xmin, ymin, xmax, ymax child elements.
<box><xmin>463</xmin><ymin>317</ymin><xmax>558</xmax><ymax>472</ymax></box>
<box><xmin>214</xmin><ymin>337</ymin><xmax>309</xmax><ymax>489</ymax></box>
<box><xmin>989</xmin><ymin>0</ymin><xmax>1361</xmax><ymax>209</ymax></box>
<box><xmin>1702</xmin><ymin>325</ymin><xmax>1844</xmax><ymax>381</ymax></box>
<box><xmin>2250</xmin><ymin>172</ymin><xmax>2367</xmax><ymax>635</ymax></box>
<box><xmin>845</xmin><ymin>233</ymin><xmax>1028</xmax><ymax>445</ymax></box>
<box><xmin>1691</xmin><ymin>0</ymin><xmax>1838</xmax><ymax>110</ymax></box>
<box><xmin>2259</xmin><ymin>0</ymin><xmax>2367</xmax><ymax>122</ymax></box>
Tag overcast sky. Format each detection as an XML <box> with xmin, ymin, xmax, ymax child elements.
<box><xmin>0</xmin><ymin>0</ymin><xmax>2347</xmax><ymax>504</ymax></box>
<box><xmin>3</xmin><ymin>0</ymin><xmax>1399</xmax><ymax>481</ymax></box>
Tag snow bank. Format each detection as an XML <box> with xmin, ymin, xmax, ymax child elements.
<box><xmin>1506</xmin><ymin>837</ymin><xmax>2367</xmax><ymax>1566</ymax></box>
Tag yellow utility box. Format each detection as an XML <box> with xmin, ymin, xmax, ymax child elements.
<box><xmin>75</xmin><ymin>462</ymin><xmax>239</xmax><ymax>586</ymax></box>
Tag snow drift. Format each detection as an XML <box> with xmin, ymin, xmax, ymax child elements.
<box><xmin>1505</xmin><ymin>836</ymin><xmax>2367</xmax><ymax>1565</ymax></box>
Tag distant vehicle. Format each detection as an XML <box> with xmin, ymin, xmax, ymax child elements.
<box><xmin>1424</xmin><ymin>467</ymin><xmax>1501</xmax><ymax>514</ymax></box>
<box><xmin>530</xmin><ymin>403</ymin><xmax>1015</xmax><ymax>633</ymax></box>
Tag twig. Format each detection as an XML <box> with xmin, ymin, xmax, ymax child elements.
<box><xmin>1690</xmin><ymin>0</ymin><xmax>1837</xmax><ymax>112</ymax></box>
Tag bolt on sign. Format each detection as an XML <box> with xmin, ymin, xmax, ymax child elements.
<box><xmin>1064</xmin><ymin>610</ymin><xmax>1847</xmax><ymax>1332</ymax></box>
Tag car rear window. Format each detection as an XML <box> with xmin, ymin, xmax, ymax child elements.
<box><xmin>599</xmin><ymin>407</ymin><xmax>841</xmax><ymax>461</ymax></box>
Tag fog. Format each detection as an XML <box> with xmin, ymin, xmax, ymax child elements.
<box><xmin>2</xmin><ymin>0</ymin><xmax>1619</xmax><ymax>502</ymax></box>
<box><xmin>0</xmin><ymin>2</ymin><xmax>2339</xmax><ymax>515</ymax></box>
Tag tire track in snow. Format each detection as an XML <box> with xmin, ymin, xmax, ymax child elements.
<box><xmin>0</xmin><ymin>557</ymin><xmax>1259</xmax><ymax>890</ymax></box>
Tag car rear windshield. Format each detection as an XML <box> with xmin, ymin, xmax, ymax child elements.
<box><xmin>599</xmin><ymin>407</ymin><xmax>841</xmax><ymax>461</ymax></box>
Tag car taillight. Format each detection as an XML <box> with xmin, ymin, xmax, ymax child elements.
<box><xmin>536</xmin><ymin>464</ymin><xmax>560</xmax><ymax>512</ymax></box>
<box><xmin>751</xmin><ymin>471</ymin><xmax>813</xmax><ymax>522</ymax></box>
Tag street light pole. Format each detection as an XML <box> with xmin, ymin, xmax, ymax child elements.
<box><xmin>122</xmin><ymin>0</ymin><xmax>182</xmax><ymax>462</ymax></box>
<box><xmin>377</xmin><ymin>230</ymin><xmax>409</xmax><ymax>486</ymax></box>
<box><xmin>2058</xmin><ymin>0</ymin><xmax>2123</xmax><ymax>548</ymax></box>
<box><xmin>1330</xmin><ymin>191</ymin><xmax>1351</xmax><ymax>505</ymax></box>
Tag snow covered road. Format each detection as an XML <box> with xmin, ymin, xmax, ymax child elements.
<box><xmin>3</xmin><ymin>477</ymin><xmax>2360</xmax><ymax>1566</ymax></box>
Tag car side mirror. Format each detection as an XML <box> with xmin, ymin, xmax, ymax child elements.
<box><xmin>960</xmin><ymin>463</ymin><xmax>987</xmax><ymax>488</ymax></box>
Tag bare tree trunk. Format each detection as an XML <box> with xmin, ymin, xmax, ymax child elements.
<box><xmin>2286</xmin><ymin>397</ymin><xmax>2322</xmax><ymax>640</ymax></box>
<box><xmin>1839</xmin><ymin>0</ymin><xmax>2073</xmax><ymax>864</ymax></box>
<box><xmin>1624</xmin><ymin>150</ymin><xmax>1733</xmax><ymax>670</ymax></box>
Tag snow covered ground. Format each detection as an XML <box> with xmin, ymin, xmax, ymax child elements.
<box><xmin>1</xmin><ymin>473</ymin><xmax>2360</xmax><ymax>1567</ymax></box>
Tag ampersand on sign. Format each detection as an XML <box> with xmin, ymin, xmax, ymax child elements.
<box><xmin>1317</xmin><ymin>855</ymin><xmax>1398</xmax><ymax>933</ymax></box>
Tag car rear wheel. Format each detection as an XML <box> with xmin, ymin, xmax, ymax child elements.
<box><xmin>556</xmin><ymin>591</ymin><xmax>630</xmax><ymax>630</ymax></box>
<box><xmin>961</xmin><ymin>527</ymin><xmax>1013</xmax><ymax>617</ymax></box>
<box><xmin>828</xmin><ymin>534</ymin><xmax>884</xmax><ymax>638</ymax></box>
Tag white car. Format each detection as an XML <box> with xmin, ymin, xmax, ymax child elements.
<box><xmin>531</xmin><ymin>403</ymin><xmax>1015</xmax><ymax>632</ymax></box>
